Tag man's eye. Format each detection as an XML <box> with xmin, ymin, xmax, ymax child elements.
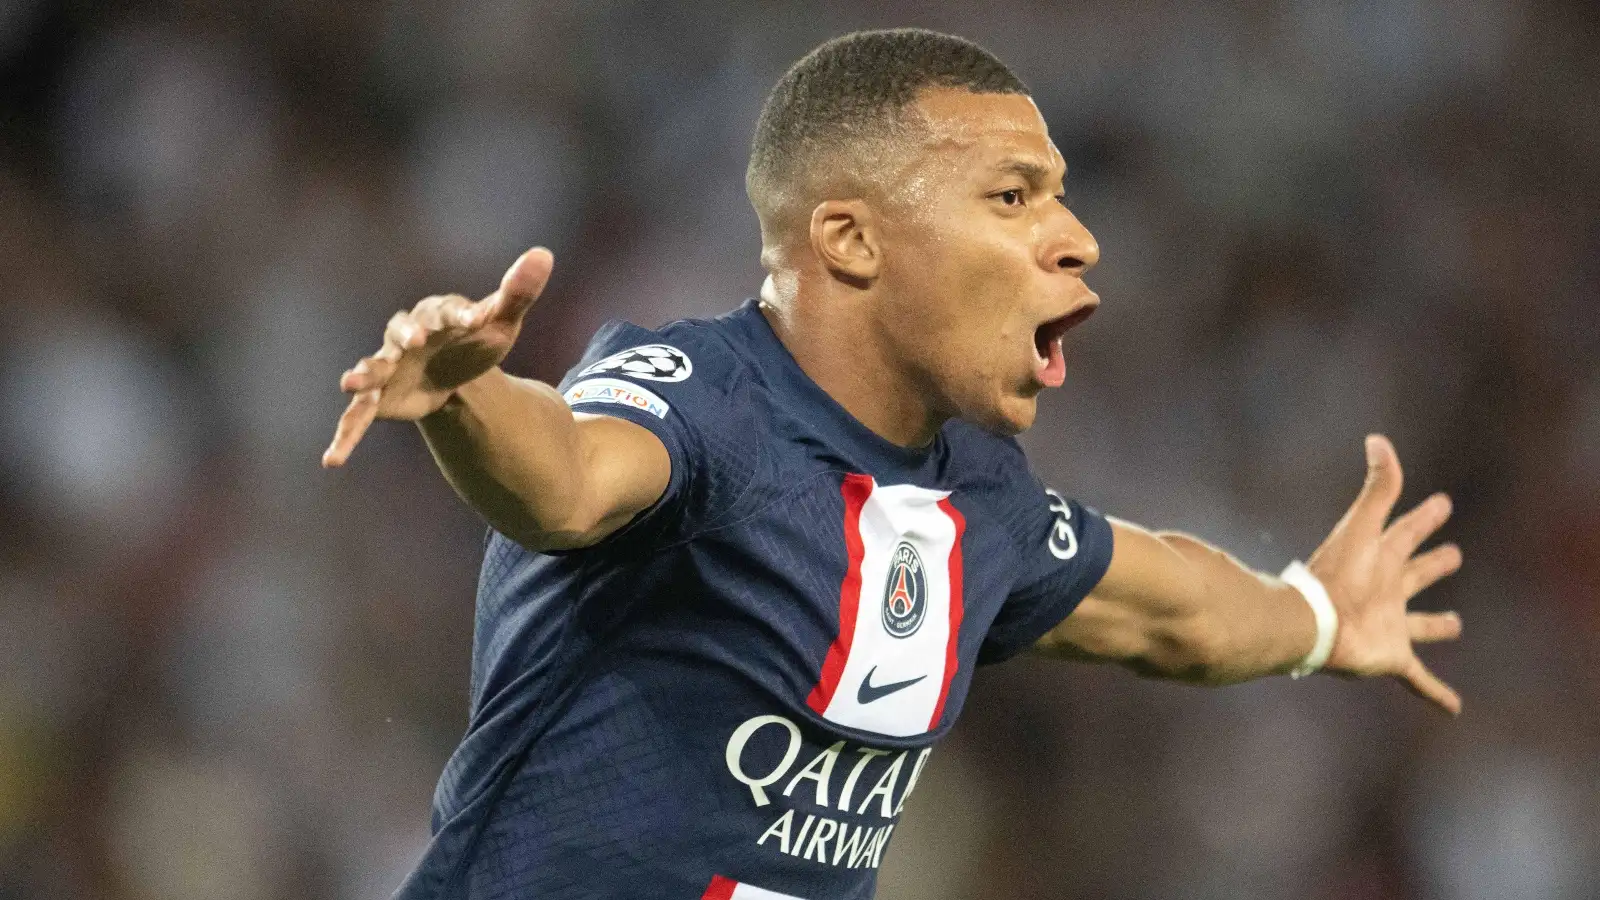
<box><xmin>998</xmin><ymin>189</ymin><xmax>1024</xmax><ymax>207</ymax></box>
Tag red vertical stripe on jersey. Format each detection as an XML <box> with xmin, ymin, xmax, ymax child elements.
<box><xmin>702</xmin><ymin>875</ymin><xmax>738</xmax><ymax>900</ymax></box>
<box><xmin>928</xmin><ymin>497</ymin><xmax>967</xmax><ymax>730</ymax></box>
<box><xmin>807</xmin><ymin>473</ymin><xmax>874</xmax><ymax>713</ymax></box>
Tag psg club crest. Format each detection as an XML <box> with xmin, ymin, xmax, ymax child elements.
<box><xmin>880</xmin><ymin>541</ymin><xmax>927</xmax><ymax>638</ymax></box>
<box><xmin>578</xmin><ymin>344</ymin><xmax>693</xmax><ymax>382</ymax></box>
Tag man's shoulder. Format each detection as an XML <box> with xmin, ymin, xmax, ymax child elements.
<box><xmin>568</xmin><ymin>306</ymin><xmax>757</xmax><ymax>398</ymax></box>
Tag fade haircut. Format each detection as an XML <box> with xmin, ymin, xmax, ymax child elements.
<box><xmin>746</xmin><ymin>28</ymin><xmax>1029</xmax><ymax>238</ymax></box>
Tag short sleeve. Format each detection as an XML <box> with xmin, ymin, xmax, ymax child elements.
<box><xmin>555</xmin><ymin>318</ymin><xmax>754</xmax><ymax>545</ymax></box>
<box><xmin>978</xmin><ymin>468</ymin><xmax>1116</xmax><ymax>665</ymax></box>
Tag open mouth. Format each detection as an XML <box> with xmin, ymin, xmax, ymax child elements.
<box><xmin>1031</xmin><ymin>304</ymin><xmax>1097</xmax><ymax>388</ymax></box>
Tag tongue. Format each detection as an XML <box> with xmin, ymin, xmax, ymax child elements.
<box><xmin>1038</xmin><ymin>337</ymin><xmax>1067</xmax><ymax>388</ymax></box>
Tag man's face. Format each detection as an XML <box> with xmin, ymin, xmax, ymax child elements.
<box><xmin>872</xmin><ymin>88</ymin><xmax>1100</xmax><ymax>435</ymax></box>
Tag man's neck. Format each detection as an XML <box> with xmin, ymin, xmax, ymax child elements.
<box><xmin>758</xmin><ymin>294</ymin><xmax>944</xmax><ymax>449</ymax></box>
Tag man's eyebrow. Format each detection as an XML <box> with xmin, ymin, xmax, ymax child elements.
<box><xmin>992</xmin><ymin>158</ymin><xmax>1066</xmax><ymax>188</ymax></box>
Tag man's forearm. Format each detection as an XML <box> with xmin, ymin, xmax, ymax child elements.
<box><xmin>1149</xmin><ymin>531</ymin><xmax>1318</xmax><ymax>684</ymax></box>
<box><xmin>417</xmin><ymin>368</ymin><xmax>600</xmax><ymax>549</ymax></box>
<box><xmin>1039</xmin><ymin>521</ymin><xmax>1319</xmax><ymax>684</ymax></box>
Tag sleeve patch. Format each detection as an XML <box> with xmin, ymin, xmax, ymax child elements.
<box><xmin>1044</xmin><ymin>488</ymin><xmax>1079</xmax><ymax>560</ymax></box>
<box><xmin>577</xmin><ymin>344</ymin><xmax>693</xmax><ymax>382</ymax></box>
<box><xmin>563</xmin><ymin>377</ymin><xmax>671</xmax><ymax>418</ymax></box>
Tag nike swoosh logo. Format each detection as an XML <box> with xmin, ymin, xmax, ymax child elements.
<box><xmin>856</xmin><ymin>667</ymin><xmax>928</xmax><ymax>705</ymax></box>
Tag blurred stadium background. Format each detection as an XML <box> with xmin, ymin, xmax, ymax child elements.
<box><xmin>1</xmin><ymin>0</ymin><xmax>1597</xmax><ymax>897</ymax></box>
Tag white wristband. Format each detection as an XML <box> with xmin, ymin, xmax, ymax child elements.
<box><xmin>1281</xmin><ymin>560</ymin><xmax>1337</xmax><ymax>679</ymax></box>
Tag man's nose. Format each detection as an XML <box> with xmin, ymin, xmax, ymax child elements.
<box><xmin>1045</xmin><ymin>210</ymin><xmax>1100</xmax><ymax>276</ymax></box>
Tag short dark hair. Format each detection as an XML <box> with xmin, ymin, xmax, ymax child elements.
<box><xmin>746</xmin><ymin>28</ymin><xmax>1028</xmax><ymax>231</ymax></box>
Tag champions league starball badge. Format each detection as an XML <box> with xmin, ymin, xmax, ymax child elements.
<box><xmin>578</xmin><ymin>344</ymin><xmax>693</xmax><ymax>382</ymax></box>
<box><xmin>880</xmin><ymin>541</ymin><xmax>927</xmax><ymax>638</ymax></box>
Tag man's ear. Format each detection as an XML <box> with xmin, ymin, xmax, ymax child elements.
<box><xmin>809</xmin><ymin>199</ymin><xmax>880</xmax><ymax>286</ymax></box>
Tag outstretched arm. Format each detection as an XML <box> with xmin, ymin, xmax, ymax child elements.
<box><xmin>1035</xmin><ymin>435</ymin><xmax>1465</xmax><ymax>714</ymax></box>
<box><xmin>322</xmin><ymin>248</ymin><xmax>671</xmax><ymax>551</ymax></box>
<box><xmin>416</xmin><ymin>373</ymin><xmax>670</xmax><ymax>550</ymax></box>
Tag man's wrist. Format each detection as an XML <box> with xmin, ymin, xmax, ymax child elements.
<box><xmin>1281</xmin><ymin>561</ymin><xmax>1338</xmax><ymax>678</ymax></box>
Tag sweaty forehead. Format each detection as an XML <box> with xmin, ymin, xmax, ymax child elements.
<box><xmin>905</xmin><ymin>87</ymin><xmax>1063</xmax><ymax>179</ymax></box>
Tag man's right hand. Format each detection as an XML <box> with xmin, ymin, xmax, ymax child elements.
<box><xmin>321</xmin><ymin>247</ymin><xmax>554</xmax><ymax>468</ymax></box>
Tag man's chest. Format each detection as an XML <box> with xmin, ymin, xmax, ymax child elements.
<box><xmin>688</xmin><ymin>467</ymin><xmax>1021</xmax><ymax>742</ymax></box>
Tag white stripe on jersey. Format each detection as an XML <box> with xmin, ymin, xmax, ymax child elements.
<box><xmin>817</xmin><ymin>480</ymin><xmax>961</xmax><ymax>737</ymax></box>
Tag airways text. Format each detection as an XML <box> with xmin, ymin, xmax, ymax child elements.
<box><xmin>724</xmin><ymin>714</ymin><xmax>932</xmax><ymax>870</ymax></box>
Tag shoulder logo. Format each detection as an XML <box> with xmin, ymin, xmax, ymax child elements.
<box><xmin>578</xmin><ymin>343</ymin><xmax>692</xmax><ymax>382</ymax></box>
<box><xmin>1044</xmin><ymin>488</ymin><xmax>1079</xmax><ymax>560</ymax></box>
<box><xmin>563</xmin><ymin>377</ymin><xmax>670</xmax><ymax>418</ymax></box>
<box><xmin>880</xmin><ymin>541</ymin><xmax>927</xmax><ymax>638</ymax></box>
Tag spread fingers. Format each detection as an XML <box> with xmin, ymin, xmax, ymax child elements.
<box><xmin>340</xmin><ymin>355</ymin><xmax>398</xmax><ymax>393</ymax></box>
<box><xmin>1399</xmin><ymin>658</ymin><xmax>1462</xmax><ymax>716</ymax></box>
<box><xmin>1404</xmin><ymin>542</ymin><xmax>1463</xmax><ymax>598</ymax></box>
<box><xmin>322</xmin><ymin>389</ymin><xmax>381</xmax><ymax>468</ymax></box>
<box><xmin>1407</xmin><ymin>610</ymin><xmax>1463</xmax><ymax>644</ymax></box>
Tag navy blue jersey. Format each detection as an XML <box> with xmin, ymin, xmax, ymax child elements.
<box><xmin>393</xmin><ymin>300</ymin><xmax>1114</xmax><ymax>900</ymax></box>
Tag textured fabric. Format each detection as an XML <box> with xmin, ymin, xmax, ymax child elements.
<box><xmin>392</xmin><ymin>300</ymin><xmax>1114</xmax><ymax>900</ymax></box>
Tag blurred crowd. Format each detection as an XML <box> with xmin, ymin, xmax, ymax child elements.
<box><xmin>0</xmin><ymin>1</ymin><xmax>1596</xmax><ymax>898</ymax></box>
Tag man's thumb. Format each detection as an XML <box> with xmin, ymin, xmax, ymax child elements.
<box><xmin>1355</xmin><ymin>433</ymin><xmax>1403</xmax><ymax>527</ymax></box>
<box><xmin>489</xmin><ymin>247</ymin><xmax>554</xmax><ymax>324</ymax></box>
